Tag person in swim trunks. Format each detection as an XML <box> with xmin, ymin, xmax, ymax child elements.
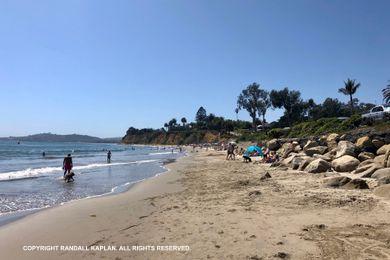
<box><xmin>63</xmin><ymin>154</ymin><xmax>73</xmax><ymax>177</ymax></box>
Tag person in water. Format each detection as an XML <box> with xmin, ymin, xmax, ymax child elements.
<box><xmin>63</xmin><ymin>154</ymin><xmax>73</xmax><ymax>177</ymax></box>
<box><xmin>42</xmin><ymin>151</ymin><xmax>45</xmax><ymax>157</ymax></box>
<box><xmin>107</xmin><ymin>150</ymin><xmax>112</xmax><ymax>163</ymax></box>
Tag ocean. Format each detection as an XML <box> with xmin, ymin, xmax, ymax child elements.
<box><xmin>0</xmin><ymin>140</ymin><xmax>182</xmax><ymax>216</ymax></box>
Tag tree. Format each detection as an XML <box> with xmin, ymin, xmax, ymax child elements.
<box><xmin>338</xmin><ymin>78</ymin><xmax>360</xmax><ymax>114</ymax></box>
<box><xmin>237</xmin><ymin>83</ymin><xmax>266</xmax><ymax>128</ymax></box>
<box><xmin>270</xmin><ymin>87</ymin><xmax>305</xmax><ymax>126</ymax></box>
<box><xmin>168</xmin><ymin>118</ymin><xmax>177</xmax><ymax>129</ymax></box>
<box><xmin>383</xmin><ymin>81</ymin><xmax>390</xmax><ymax>104</ymax></box>
<box><xmin>257</xmin><ymin>89</ymin><xmax>271</xmax><ymax>123</ymax></box>
<box><xmin>181</xmin><ymin>117</ymin><xmax>187</xmax><ymax>126</ymax></box>
<box><xmin>195</xmin><ymin>106</ymin><xmax>207</xmax><ymax>123</ymax></box>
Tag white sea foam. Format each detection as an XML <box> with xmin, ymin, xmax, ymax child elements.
<box><xmin>149</xmin><ymin>151</ymin><xmax>178</xmax><ymax>155</ymax></box>
<box><xmin>0</xmin><ymin>159</ymin><xmax>158</xmax><ymax>181</ymax></box>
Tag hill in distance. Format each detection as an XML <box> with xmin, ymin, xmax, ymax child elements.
<box><xmin>0</xmin><ymin>133</ymin><xmax>121</xmax><ymax>143</ymax></box>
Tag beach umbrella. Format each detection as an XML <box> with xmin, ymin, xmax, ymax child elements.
<box><xmin>246</xmin><ymin>145</ymin><xmax>263</xmax><ymax>156</ymax></box>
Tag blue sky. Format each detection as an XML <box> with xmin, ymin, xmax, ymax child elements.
<box><xmin>0</xmin><ymin>0</ymin><xmax>389</xmax><ymax>137</ymax></box>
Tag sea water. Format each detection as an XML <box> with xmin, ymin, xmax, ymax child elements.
<box><xmin>0</xmin><ymin>140</ymin><xmax>182</xmax><ymax>215</ymax></box>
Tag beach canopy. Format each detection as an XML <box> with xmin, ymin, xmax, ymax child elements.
<box><xmin>246</xmin><ymin>145</ymin><xmax>263</xmax><ymax>156</ymax></box>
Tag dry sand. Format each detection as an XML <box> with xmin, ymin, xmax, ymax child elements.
<box><xmin>0</xmin><ymin>150</ymin><xmax>390</xmax><ymax>259</ymax></box>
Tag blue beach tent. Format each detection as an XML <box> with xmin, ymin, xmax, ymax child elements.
<box><xmin>246</xmin><ymin>145</ymin><xmax>263</xmax><ymax>157</ymax></box>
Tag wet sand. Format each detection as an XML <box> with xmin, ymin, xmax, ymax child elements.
<box><xmin>0</xmin><ymin>150</ymin><xmax>390</xmax><ymax>259</ymax></box>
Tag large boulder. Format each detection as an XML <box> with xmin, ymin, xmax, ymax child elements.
<box><xmin>313</xmin><ymin>154</ymin><xmax>332</xmax><ymax>162</ymax></box>
<box><xmin>378</xmin><ymin>177</ymin><xmax>390</xmax><ymax>186</ymax></box>
<box><xmin>377</xmin><ymin>144</ymin><xmax>390</xmax><ymax>155</ymax></box>
<box><xmin>358</xmin><ymin>159</ymin><xmax>374</xmax><ymax>168</ymax></box>
<box><xmin>332</xmin><ymin>155</ymin><xmax>360</xmax><ymax>172</ymax></box>
<box><xmin>358</xmin><ymin>152</ymin><xmax>375</xmax><ymax>162</ymax></box>
<box><xmin>374</xmin><ymin>155</ymin><xmax>385</xmax><ymax>166</ymax></box>
<box><xmin>278</xmin><ymin>143</ymin><xmax>295</xmax><ymax>159</ymax></box>
<box><xmin>291</xmin><ymin>155</ymin><xmax>311</xmax><ymax>170</ymax></box>
<box><xmin>354</xmin><ymin>163</ymin><xmax>376</xmax><ymax>174</ymax></box>
<box><xmin>303</xmin><ymin>140</ymin><xmax>319</xmax><ymax>152</ymax></box>
<box><xmin>371</xmin><ymin>168</ymin><xmax>390</xmax><ymax>180</ymax></box>
<box><xmin>343</xmin><ymin>179</ymin><xmax>369</xmax><ymax>189</ymax></box>
<box><xmin>298</xmin><ymin>158</ymin><xmax>314</xmax><ymax>171</ymax></box>
<box><xmin>359</xmin><ymin>165</ymin><xmax>383</xmax><ymax>178</ymax></box>
<box><xmin>280</xmin><ymin>153</ymin><xmax>298</xmax><ymax>166</ymax></box>
<box><xmin>324</xmin><ymin>176</ymin><xmax>351</xmax><ymax>188</ymax></box>
<box><xmin>355</xmin><ymin>136</ymin><xmax>372</xmax><ymax>149</ymax></box>
<box><xmin>305</xmin><ymin>158</ymin><xmax>332</xmax><ymax>173</ymax></box>
<box><xmin>305</xmin><ymin>146</ymin><xmax>328</xmax><ymax>156</ymax></box>
<box><xmin>374</xmin><ymin>184</ymin><xmax>390</xmax><ymax>199</ymax></box>
<box><xmin>335</xmin><ymin>141</ymin><xmax>356</xmax><ymax>158</ymax></box>
<box><xmin>267</xmin><ymin>139</ymin><xmax>281</xmax><ymax>151</ymax></box>
<box><xmin>326</xmin><ymin>133</ymin><xmax>339</xmax><ymax>148</ymax></box>
<box><xmin>384</xmin><ymin>149</ymin><xmax>390</xmax><ymax>168</ymax></box>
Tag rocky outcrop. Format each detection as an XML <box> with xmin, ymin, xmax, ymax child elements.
<box><xmin>332</xmin><ymin>155</ymin><xmax>360</xmax><ymax>172</ymax></box>
<box><xmin>305</xmin><ymin>159</ymin><xmax>331</xmax><ymax>173</ymax></box>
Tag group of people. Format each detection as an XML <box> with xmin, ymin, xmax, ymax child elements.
<box><xmin>225</xmin><ymin>142</ymin><xmax>279</xmax><ymax>164</ymax></box>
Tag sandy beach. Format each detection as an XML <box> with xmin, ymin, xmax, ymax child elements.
<box><xmin>0</xmin><ymin>150</ymin><xmax>390</xmax><ymax>259</ymax></box>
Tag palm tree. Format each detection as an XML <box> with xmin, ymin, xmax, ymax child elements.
<box><xmin>383</xmin><ymin>81</ymin><xmax>390</xmax><ymax>104</ymax></box>
<box><xmin>181</xmin><ymin>117</ymin><xmax>187</xmax><ymax>126</ymax></box>
<box><xmin>338</xmin><ymin>78</ymin><xmax>360</xmax><ymax>114</ymax></box>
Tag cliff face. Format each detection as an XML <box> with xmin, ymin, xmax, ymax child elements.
<box><xmin>121</xmin><ymin>130</ymin><xmax>228</xmax><ymax>145</ymax></box>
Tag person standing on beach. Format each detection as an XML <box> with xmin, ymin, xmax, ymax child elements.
<box><xmin>107</xmin><ymin>150</ymin><xmax>112</xmax><ymax>163</ymax></box>
<box><xmin>63</xmin><ymin>154</ymin><xmax>73</xmax><ymax>177</ymax></box>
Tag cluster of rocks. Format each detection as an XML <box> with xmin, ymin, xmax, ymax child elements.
<box><xmin>267</xmin><ymin>133</ymin><xmax>390</xmax><ymax>188</ymax></box>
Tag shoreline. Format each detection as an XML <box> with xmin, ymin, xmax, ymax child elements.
<box><xmin>0</xmin><ymin>150</ymin><xmax>389</xmax><ymax>259</ymax></box>
<box><xmin>0</xmin><ymin>156</ymin><xmax>180</xmax><ymax>228</ymax></box>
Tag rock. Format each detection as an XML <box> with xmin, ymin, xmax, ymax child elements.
<box><xmin>378</xmin><ymin>177</ymin><xmax>390</xmax><ymax>186</ymax></box>
<box><xmin>374</xmin><ymin>155</ymin><xmax>385</xmax><ymax>166</ymax></box>
<box><xmin>281</xmin><ymin>153</ymin><xmax>298</xmax><ymax>166</ymax></box>
<box><xmin>332</xmin><ymin>155</ymin><xmax>360</xmax><ymax>172</ymax></box>
<box><xmin>372</xmin><ymin>139</ymin><xmax>385</xmax><ymax>149</ymax></box>
<box><xmin>371</xmin><ymin>168</ymin><xmax>390</xmax><ymax>180</ymax></box>
<box><xmin>343</xmin><ymin>179</ymin><xmax>369</xmax><ymax>189</ymax></box>
<box><xmin>358</xmin><ymin>159</ymin><xmax>374</xmax><ymax>167</ymax></box>
<box><xmin>384</xmin><ymin>149</ymin><xmax>390</xmax><ymax>168</ymax></box>
<box><xmin>313</xmin><ymin>154</ymin><xmax>332</xmax><ymax>162</ymax></box>
<box><xmin>278</xmin><ymin>143</ymin><xmax>295</xmax><ymax>159</ymax></box>
<box><xmin>267</xmin><ymin>139</ymin><xmax>281</xmax><ymax>151</ymax></box>
<box><xmin>355</xmin><ymin>136</ymin><xmax>372</xmax><ymax>149</ymax></box>
<box><xmin>303</xmin><ymin>140</ymin><xmax>318</xmax><ymax>152</ymax></box>
<box><xmin>335</xmin><ymin>141</ymin><xmax>356</xmax><ymax>158</ymax></box>
<box><xmin>358</xmin><ymin>152</ymin><xmax>375</xmax><ymax>162</ymax></box>
<box><xmin>304</xmin><ymin>146</ymin><xmax>328</xmax><ymax>156</ymax></box>
<box><xmin>291</xmin><ymin>156</ymin><xmax>311</xmax><ymax>170</ymax></box>
<box><xmin>260</xmin><ymin>171</ymin><xmax>272</xmax><ymax>180</ymax></box>
<box><xmin>377</xmin><ymin>144</ymin><xmax>390</xmax><ymax>155</ymax></box>
<box><xmin>326</xmin><ymin>133</ymin><xmax>339</xmax><ymax>148</ymax></box>
<box><xmin>324</xmin><ymin>176</ymin><xmax>352</xmax><ymax>188</ymax></box>
<box><xmin>374</xmin><ymin>184</ymin><xmax>390</xmax><ymax>199</ymax></box>
<box><xmin>294</xmin><ymin>145</ymin><xmax>302</xmax><ymax>152</ymax></box>
<box><xmin>305</xmin><ymin>158</ymin><xmax>332</xmax><ymax>173</ymax></box>
<box><xmin>354</xmin><ymin>163</ymin><xmax>376</xmax><ymax>174</ymax></box>
<box><xmin>360</xmin><ymin>165</ymin><xmax>382</xmax><ymax>178</ymax></box>
<box><xmin>298</xmin><ymin>158</ymin><xmax>314</xmax><ymax>171</ymax></box>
